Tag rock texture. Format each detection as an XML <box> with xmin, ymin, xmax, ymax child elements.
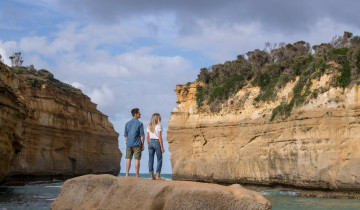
<box><xmin>51</xmin><ymin>174</ymin><xmax>271</xmax><ymax>210</ymax></box>
<box><xmin>0</xmin><ymin>63</ymin><xmax>121</xmax><ymax>184</ymax></box>
<box><xmin>0</xmin><ymin>65</ymin><xmax>26</xmax><ymax>184</ymax></box>
<box><xmin>167</xmin><ymin>73</ymin><xmax>360</xmax><ymax>192</ymax></box>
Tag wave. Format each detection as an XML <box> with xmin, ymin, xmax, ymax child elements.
<box><xmin>44</xmin><ymin>186</ymin><xmax>62</xmax><ymax>188</ymax></box>
<box><xmin>259</xmin><ymin>189</ymin><xmax>300</xmax><ymax>196</ymax></box>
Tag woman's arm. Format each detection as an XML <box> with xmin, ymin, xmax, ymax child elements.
<box><xmin>159</xmin><ymin>131</ymin><xmax>164</xmax><ymax>153</ymax></box>
<box><xmin>147</xmin><ymin>131</ymin><xmax>150</xmax><ymax>146</ymax></box>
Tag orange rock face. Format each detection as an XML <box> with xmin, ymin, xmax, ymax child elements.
<box><xmin>0</xmin><ymin>65</ymin><xmax>26</xmax><ymax>184</ymax></box>
<box><xmin>51</xmin><ymin>175</ymin><xmax>271</xmax><ymax>210</ymax></box>
<box><xmin>0</xmin><ymin>63</ymin><xmax>121</xmax><ymax>183</ymax></box>
<box><xmin>167</xmin><ymin>79</ymin><xmax>360</xmax><ymax>192</ymax></box>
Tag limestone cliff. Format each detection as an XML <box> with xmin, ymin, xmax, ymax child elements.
<box><xmin>0</xmin><ymin>65</ymin><xmax>26</xmax><ymax>184</ymax></box>
<box><xmin>168</xmin><ymin>70</ymin><xmax>360</xmax><ymax>193</ymax></box>
<box><xmin>0</xmin><ymin>63</ymin><xmax>121</xmax><ymax>184</ymax></box>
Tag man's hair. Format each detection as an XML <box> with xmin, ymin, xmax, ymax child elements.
<box><xmin>131</xmin><ymin>108</ymin><xmax>139</xmax><ymax>117</ymax></box>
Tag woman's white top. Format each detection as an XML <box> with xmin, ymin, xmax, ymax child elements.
<box><xmin>147</xmin><ymin>124</ymin><xmax>162</xmax><ymax>139</ymax></box>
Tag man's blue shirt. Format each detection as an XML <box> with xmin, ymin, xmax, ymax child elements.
<box><xmin>124</xmin><ymin>118</ymin><xmax>144</xmax><ymax>147</ymax></box>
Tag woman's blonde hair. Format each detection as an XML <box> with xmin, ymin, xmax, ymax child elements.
<box><xmin>148</xmin><ymin>113</ymin><xmax>161</xmax><ymax>133</ymax></box>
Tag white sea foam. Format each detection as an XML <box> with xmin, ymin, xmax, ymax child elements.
<box><xmin>32</xmin><ymin>195</ymin><xmax>49</xmax><ymax>198</ymax></box>
<box><xmin>259</xmin><ymin>190</ymin><xmax>300</xmax><ymax>196</ymax></box>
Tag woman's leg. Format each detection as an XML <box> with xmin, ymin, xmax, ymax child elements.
<box><xmin>155</xmin><ymin>141</ymin><xmax>163</xmax><ymax>180</ymax></box>
<box><xmin>148</xmin><ymin>142</ymin><xmax>155</xmax><ymax>180</ymax></box>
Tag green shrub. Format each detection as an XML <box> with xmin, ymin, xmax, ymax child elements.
<box><xmin>292</xmin><ymin>77</ymin><xmax>311</xmax><ymax>107</ymax></box>
<box><xmin>271</xmin><ymin>102</ymin><xmax>293</xmax><ymax>121</ymax></box>
<box><xmin>51</xmin><ymin>79</ymin><xmax>82</xmax><ymax>94</ymax></box>
<box><xmin>254</xmin><ymin>86</ymin><xmax>276</xmax><ymax>102</ymax></box>
<box><xmin>271</xmin><ymin>77</ymin><xmax>311</xmax><ymax>121</ymax></box>
<box><xmin>337</xmin><ymin>60</ymin><xmax>351</xmax><ymax>88</ymax></box>
<box><xmin>208</xmin><ymin>75</ymin><xmax>244</xmax><ymax>105</ymax></box>
<box><xmin>37</xmin><ymin>69</ymin><xmax>54</xmax><ymax>80</ymax></box>
<box><xmin>254</xmin><ymin>71</ymin><xmax>277</xmax><ymax>102</ymax></box>
<box><xmin>311</xmin><ymin>88</ymin><xmax>320</xmax><ymax>99</ymax></box>
<box><xmin>193</xmin><ymin>32</ymin><xmax>360</xmax><ymax>115</ymax></box>
<box><xmin>258</xmin><ymin>71</ymin><xmax>271</xmax><ymax>89</ymax></box>
<box><xmin>25</xmin><ymin>77</ymin><xmax>44</xmax><ymax>88</ymax></box>
<box><xmin>196</xmin><ymin>85</ymin><xmax>205</xmax><ymax>107</ymax></box>
<box><xmin>11</xmin><ymin>66</ymin><xmax>28</xmax><ymax>74</ymax></box>
<box><xmin>208</xmin><ymin>86</ymin><xmax>225</xmax><ymax>104</ymax></box>
<box><xmin>331</xmin><ymin>47</ymin><xmax>349</xmax><ymax>64</ymax></box>
<box><xmin>292</xmin><ymin>55</ymin><xmax>314</xmax><ymax>75</ymax></box>
<box><xmin>276</xmin><ymin>73</ymin><xmax>293</xmax><ymax>88</ymax></box>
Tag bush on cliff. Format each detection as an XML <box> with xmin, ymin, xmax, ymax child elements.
<box><xmin>9</xmin><ymin>65</ymin><xmax>82</xmax><ymax>94</ymax></box>
<box><xmin>194</xmin><ymin>31</ymin><xmax>360</xmax><ymax>118</ymax></box>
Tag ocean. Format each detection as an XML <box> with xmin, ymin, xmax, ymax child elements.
<box><xmin>1</xmin><ymin>173</ymin><xmax>360</xmax><ymax>210</ymax></box>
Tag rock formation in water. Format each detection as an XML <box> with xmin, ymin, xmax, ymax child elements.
<box><xmin>168</xmin><ymin>33</ymin><xmax>360</xmax><ymax>193</ymax></box>
<box><xmin>0</xmin><ymin>63</ymin><xmax>121</xmax><ymax>184</ymax></box>
<box><xmin>51</xmin><ymin>175</ymin><xmax>271</xmax><ymax>210</ymax></box>
<box><xmin>168</xmin><ymin>77</ymin><xmax>360</xmax><ymax>192</ymax></box>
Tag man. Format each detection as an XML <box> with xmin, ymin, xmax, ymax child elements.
<box><xmin>124</xmin><ymin>108</ymin><xmax>145</xmax><ymax>177</ymax></box>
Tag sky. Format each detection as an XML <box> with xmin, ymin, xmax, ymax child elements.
<box><xmin>1</xmin><ymin>0</ymin><xmax>360</xmax><ymax>174</ymax></box>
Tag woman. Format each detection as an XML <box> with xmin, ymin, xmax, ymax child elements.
<box><xmin>147</xmin><ymin>113</ymin><xmax>165</xmax><ymax>180</ymax></box>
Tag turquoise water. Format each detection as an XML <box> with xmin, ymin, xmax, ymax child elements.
<box><xmin>258</xmin><ymin>190</ymin><xmax>360</xmax><ymax>210</ymax></box>
<box><xmin>1</xmin><ymin>174</ymin><xmax>360</xmax><ymax>209</ymax></box>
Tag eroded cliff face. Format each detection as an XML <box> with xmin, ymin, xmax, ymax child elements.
<box><xmin>0</xmin><ymin>65</ymin><xmax>26</xmax><ymax>184</ymax></box>
<box><xmin>168</xmin><ymin>72</ymin><xmax>360</xmax><ymax>192</ymax></box>
<box><xmin>0</xmin><ymin>64</ymin><xmax>121</xmax><ymax>183</ymax></box>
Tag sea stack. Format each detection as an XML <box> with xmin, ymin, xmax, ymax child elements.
<box><xmin>0</xmin><ymin>63</ymin><xmax>121</xmax><ymax>184</ymax></box>
<box><xmin>167</xmin><ymin>36</ymin><xmax>360</xmax><ymax>194</ymax></box>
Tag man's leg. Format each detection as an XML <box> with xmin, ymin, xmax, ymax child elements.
<box><xmin>135</xmin><ymin>159</ymin><xmax>140</xmax><ymax>177</ymax></box>
<box><xmin>126</xmin><ymin>159</ymin><xmax>131</xmax><ymax>177</ymax></box>
<box><xmin>134</xmin><ymin>145</ymin><xmax>142</xmax><ymax>177</ymax></box>
<box><xmin>125</xmin><ymin>147</ymin><xmax>133</xmax><ymax>177</ymax></box>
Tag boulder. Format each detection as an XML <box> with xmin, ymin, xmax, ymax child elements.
<box><xmin>51</xmin><ymin>175</ymin><xmax>271</xmax><ymax>210</ymax></box>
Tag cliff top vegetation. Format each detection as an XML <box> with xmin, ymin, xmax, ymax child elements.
<box><xmin>195</xmin><ymin>31</ymin><xmax>360</xmax><ymax>120</ymax></box>
<box><xmin>0</xmin><ymin>56</ymin><xmax>82</xmax><ymax>95</ymax></box>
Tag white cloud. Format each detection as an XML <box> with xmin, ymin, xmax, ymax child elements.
<box><xmin>88</xmin><ymin>85</ymin><xmax>115</xmax><ymax>108</ymax></box>
<box><xmin>70</xmin><ymin>81</ymin><xmax>85</xmax><ymax>89</ymax></box>
<box><xmin>4</xmin><ymin>1</ymin><xmax>360</xmax><ymax>174</ymax></box>
<box><xmin>174</xmin><ymin>19</ymin><xmax>360</xmax><ymax>63</ymax></box>
<box><xmin>0</xmin><ymin>40</ymin><xmax>20</xmax><ymax>66</ymax></box>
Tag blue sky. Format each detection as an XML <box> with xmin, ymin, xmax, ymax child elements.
<box><xmin>1</xmin><ymin>0</ymin><xmax>360</xmax><ymax>174</ymax></box>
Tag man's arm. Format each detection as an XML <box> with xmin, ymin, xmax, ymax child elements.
<box><xmin>140</xmin><ymin>123</ymin><xmax>145</xmax><ymax>151</ymax></box>
<box><xmin>124</xmin><ymin>123</ymin><xmax>128</xmax><ymax>143</ymax></box>
<box><xmin>141</xmin><ymin>136</ymin><xmax>145</xmax><ymax>151</ymax></box>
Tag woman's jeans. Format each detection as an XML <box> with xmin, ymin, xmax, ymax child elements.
<box><xmin>148</xmin><ymin>139</ymin><xmax>162</xmax><ymax>173</ymax></box>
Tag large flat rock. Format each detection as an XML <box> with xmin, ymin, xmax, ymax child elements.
<box><xmin>51</xmin><ymin>174</ymin><xmax>271</xmax><ymax>210</ymax></box>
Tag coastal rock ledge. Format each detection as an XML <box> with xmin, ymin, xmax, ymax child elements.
<box><xmin>51</xmin><ymin>174</ymin><xmax>271</xmax><ymax>210</ymax></box>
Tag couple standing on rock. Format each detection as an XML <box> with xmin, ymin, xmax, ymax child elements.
<box><xmin>124</xmin><ymin>108</ymin><xmax>165</xmax><ymax>180</ymax></box>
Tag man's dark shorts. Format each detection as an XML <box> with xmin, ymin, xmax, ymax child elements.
<box><xmin>126</xmin><ymin>144</ymin><xmax>142</xmax><ymax>160</ymax></box>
